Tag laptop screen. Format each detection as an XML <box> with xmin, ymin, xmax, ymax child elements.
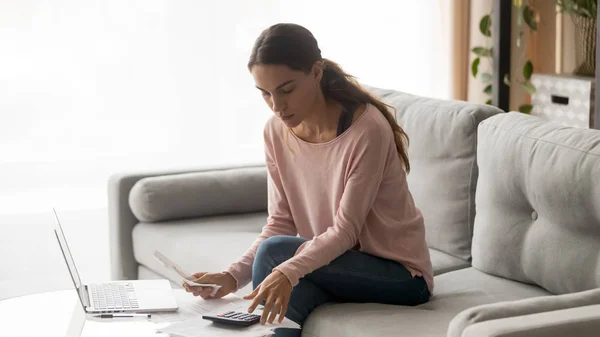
<box><xmin>52</xmin><ymin>209</ymin><xmax>87</xmax><ymax>308</ymax></box>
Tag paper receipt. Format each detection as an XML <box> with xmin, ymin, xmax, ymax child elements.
<box><xmin>153</xmin><ymin>250</ymin><xmax>221</xmax><ymax>296</ymax></box>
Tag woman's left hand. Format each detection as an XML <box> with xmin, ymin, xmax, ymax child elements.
<box><xmin>243</xmin><ymin>270</ymin><xmax>292</xmax><ymax>324</ymax></box>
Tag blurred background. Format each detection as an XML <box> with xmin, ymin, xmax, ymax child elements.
<box><xmin>0</xmin><ymin>0</ymin><xmax>451</xmax><ymax>300</ymax></box>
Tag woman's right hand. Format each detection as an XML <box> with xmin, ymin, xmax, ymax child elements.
<box><xmin>183</xmin><ymin>272</ymin><xmax>237</xmax><ymax>299</ymax></box>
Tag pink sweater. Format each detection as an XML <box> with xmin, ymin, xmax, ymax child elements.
<box><xmin>226</xmin><ymin>103</ymin><xmax>434</xmax><ymax>294</ymax></box>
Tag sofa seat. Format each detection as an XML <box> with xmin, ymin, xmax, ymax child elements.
<box><xmin>132</xmin><ymin>213</ymin><xmax>473</xmax><ymax>296</ymax></box>
<box><xmin>302</xmin><ymin>268</ymin><xmax>552</xmax><ymax>337</ymax></box>
<box><xmin>133</xmin><ymin>214</ymin><xmax>471</xmax><ymax>287</ymax></box>
<box><xmin>428</xmin><ymin>248</ymin><xmax>470</xmax><ymax>275</ymax></box>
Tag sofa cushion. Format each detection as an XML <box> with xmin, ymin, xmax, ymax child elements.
<box><xmin>432</xmin><ymin>267</ymin><xmax>552</xmax><ymax>301</ymax></box>
<box><xmin>129</xmin><ymin>166</ymin><xmax>267</xmax><ymax>223</ymax></box>
<box><xmin>132</xmin><ymin>212</ymin><xmax>266</xmax><ymax>294</ymax></box>
<box><xmin>429</xmin><ymin>248</ymin><xmax>471</xmax><ymax>275</ymax></box>
<box><xmin>369</xmin><ymin>87</ymin><xmax>503</xmax><ymax>261</ymax></box>
<box><xmin>459</xmin><ymin>305</ymin><xmax>600</xmax><ymax>337</ymax></box>
<box><xmin>302</xmin><ymin>268</ymin><xmax>550</xmax><ymax>337</ymax></box>
<box><xmin>133</xmin><ymin>213</ymin><xmax>464</xmax><ymax>286</ymax></box>
<box><xmin>447</xmin><ymin>288</ymin><xmax>600</xmax><ymax>337</ymax></box>
<box><xmin>473</xmin><ymin>112</ymin><xmax>600</xmax><ymax>295</ymax></box>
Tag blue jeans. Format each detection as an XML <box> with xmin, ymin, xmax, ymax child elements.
<box><xmin>252</xmin><ymin>235</ymin><xmax>430</xmax><ymax>337</ymax></box>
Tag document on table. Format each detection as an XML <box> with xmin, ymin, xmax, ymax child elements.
<box><xmin>151</xmin><ymin>291</ymin><xmax>241</xmax><ymax>324</ymax></box>
<box><xmin>151</xmin><ymin>290</ymin><xmax>300</xmax><ymax>336</ymax></box>
<box><xmin>157</xmin><ymin>305</ymin><xmax>300</xmax><ymax>337</ymax></box>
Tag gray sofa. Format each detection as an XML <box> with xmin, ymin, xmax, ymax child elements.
<box><xmin>108</xmin><ymin>88</ymin><xmax>600</xmax><ymax>337</ymax></box>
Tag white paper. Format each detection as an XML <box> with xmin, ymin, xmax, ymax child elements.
<box><xmin>155</xmin><ymin>296</ymin><xmax>300</xmax><ymax>337</ymax></box>
<box><xmin>153</xmin><ymin>250</ymin><xmax>221</xmax><ymax>296</ymax></box>
<box><xmin>151</xmin><ymin>291</ymin><xmax>241</xmax><ymax>324</ymax></box>
<box><xmin>158</xmin><ymin>314</ymin><xmax>298</xmax><ymax>337</ymax></box>
<box><xmin>252</xmin><ymin>307</ymin><xmax>301</xmax><ymax>330</ymax></box>
<box><xmin>158</xmin><ymin>318</ymin><xmax>275</xmax><ymax>337</ymax></box>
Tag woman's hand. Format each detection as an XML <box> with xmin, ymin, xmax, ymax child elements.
<box><xmin>243</xmin><ymin>270</ymin><xmax>292</xmax><ymax>325</ymax></box>
<box><xmin>183</xmin><ymin>272</ymin><xmax>237</xmax><ymax>299</ymax></box>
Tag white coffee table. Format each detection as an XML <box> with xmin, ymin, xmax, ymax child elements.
<box><xmin>0</xmin><ymin>289</ymin><xmax>173</xmax><ymax>337</ymax></box>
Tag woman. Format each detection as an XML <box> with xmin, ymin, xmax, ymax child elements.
<box><xmin>184</xmin><ymin>23</ymin><xmax>433</xmax><ymax>336</ymax></box>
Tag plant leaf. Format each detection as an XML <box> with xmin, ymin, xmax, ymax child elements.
<box><xmin>481</xmin><ymin>72</ymin><xmax>493</xmax><ymax>83</ymax></box>
<box><xmin>484</xmin><ymin>84</ymin><xmax>493</xmax><ymax>95</ymax></box>
<box><xmin>504</xmin><ymin>73</ymin><xmax>511</xmax><ymax>87</ymax></box>
<box><xmin>523</xmin><ymin>5</ymin><xmax>537</xmax><ymax>30</ymax></box>
<box><xmin>579</xmin><ymin>8</ymin><xmax>593</xmax><ymax>17</ymax></box>
<box><xmin>479</xmin><ymin>15</ymin><xmax>491</xmax><ymax>37</ymax></box>
<box><xmin>517</xmin><ymin>5</ymin><xmax>524</xmax><ymax>26</ymax></box>
<box><xmin>486</xmin><ymin>99</ymin><xmax>492</xmax><ymax>105</ymax></box>
<box><xmin>472</xmin><ymin>47</ymin><xmax>493</xmax><ymax>57</ymax></box>
<box><xmin>519</xmin><ymin>104</ymin><xmax>533</xmax><ymax>114</ymax></box>
<box><xmin>522</xmin><ymin>82</ymin><xmax>537</xmax><ymax>94</ymax></box>
<box><xmin>514</xmin><ymin>0</ymin><xmax>522</xmax><ymax>8</ymax></box>
<box><xmin>472</xmin><ymin>57</ymin><xmax>480</xmax><ymax>77</ymax></box>
<box><xmin>556</xmin><ymin>0</ymin><xmax>597</xmax><ymax>19</ymax></box>
<box><xmin>523</xmin><ymin>60</ymin><xmax>533</xmax><ymax>80</ymax></box>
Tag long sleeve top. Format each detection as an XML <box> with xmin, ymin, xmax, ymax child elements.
<box><xmin>226</xmin><ymin>103</ymin><xmax>434</xmax><ymax>294</ymax></box>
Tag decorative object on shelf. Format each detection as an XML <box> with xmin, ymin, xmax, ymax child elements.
<box><xmin>556</xmin><ymin>0</ymin><xmax>597</xmax><ymax>76</ymax></box>
<box><xmin>530</xmin><ymin>73</ymin><xmax>595</xmax><ymax>128</ymax></box>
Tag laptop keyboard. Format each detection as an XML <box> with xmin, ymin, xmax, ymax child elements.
<box><xmin>89</xmin><ymin>283</ymin><xmax>139</xmax><ymax>310</ymax></box>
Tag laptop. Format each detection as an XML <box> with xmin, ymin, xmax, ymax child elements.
<box><xmin>52</xmin><ymin>209</ymin><xmax>178</xmax><ymax>313</ymax></box>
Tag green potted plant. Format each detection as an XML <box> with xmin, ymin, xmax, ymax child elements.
<box><xmin>471</xmin><ymin>2</ymin><xmax>537</xmax><ymax>113</ymax></box>
<box><xmin>556</xmin><ymin>0</ymin><xmax>597</xmax><ymax>76</ymax></box>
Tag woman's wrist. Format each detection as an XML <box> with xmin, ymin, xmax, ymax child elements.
<box><xmin>272</xmin><ymin>268</ymin><xmax>293</xmax><ymax>287</ymax></box>
<box><xmin>222</xmin><ymin>271</ymin><xmax>239</xmax><ymax>290</ymax></box>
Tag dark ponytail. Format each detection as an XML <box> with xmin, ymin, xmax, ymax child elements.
<box><xmin>248</xmin><ymin>23</ymin><xmax>410</xmax><ymax>173</ymax></box>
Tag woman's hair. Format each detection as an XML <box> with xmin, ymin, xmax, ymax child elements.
<box><xmin>248</xmin><ymin>23</ymin><xmax>410</xmax><ymax>173</ymax></box>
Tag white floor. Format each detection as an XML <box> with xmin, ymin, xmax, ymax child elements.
<box><xmin>0</xmin><ymin>208</ymin><xmax>111</xmax><ymax>300</ymax></box>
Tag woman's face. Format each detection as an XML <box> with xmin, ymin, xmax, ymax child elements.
<box><xmin>251</xmin><ymin>63</ymin><xmax>323</xmax><ymax>128</ymax></box>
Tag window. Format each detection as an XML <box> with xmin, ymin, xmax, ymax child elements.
<box><xmin>0</xmin><ymin>0</ymin><xmax>449</xmax><ymax>214</ymax></box>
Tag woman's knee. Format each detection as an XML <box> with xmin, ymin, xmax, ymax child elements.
<box><xmin>255</xmin><ymin>235</ymin><xmax>305</xmax><ymax>266</ymax></box>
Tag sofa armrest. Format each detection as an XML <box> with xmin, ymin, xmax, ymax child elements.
<box><xmin>107</xmin><ymin>163</ymin><xmax>266</xmax><ymax>281</ymax></box>
<box><xmin>447</xmin><ymin>288</ymin><xmax>600</xmax><ymax>337</ymax></box>
<box><xmin>460</xmin><ymin>304</ymin><xmax>600</xmax><ymax>337</ymax></box>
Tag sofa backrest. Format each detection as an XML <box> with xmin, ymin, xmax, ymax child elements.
<box><xmin>370</xmin><ymin>87</ymin><xmax>503</xmax><ymax>261</ymax></box>
<box><xmin>129</xmin><ymin>166</ymin><xmax>268</xmax><ymax>222</ymax></box>
<box><xmin>472</xmin><ymin>112</ymin><xmax>600</xmax><ymax>295</ymax></box>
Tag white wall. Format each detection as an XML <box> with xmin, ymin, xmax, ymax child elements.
<box><xmin>0</xmin><ymin>0</ymin><xmax>448</xmax><ymax>214</ymax></box>
<box><xmin>0</xmin><ymin>0</ymin><xmax>450</xmax><ymax>298</ymax></box>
